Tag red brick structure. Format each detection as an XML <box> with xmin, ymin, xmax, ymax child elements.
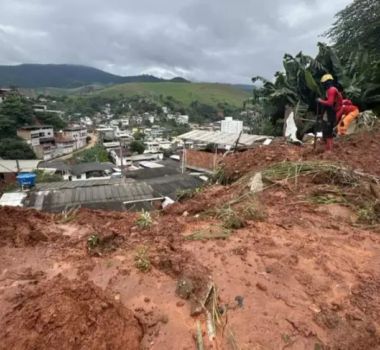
<box><xmin>183</xmin><ymin>149</ymin><xmax>223</xmax><ymax>172</ymax></box>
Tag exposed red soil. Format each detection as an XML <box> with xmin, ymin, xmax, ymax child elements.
<box><xmin>222</xmin><ymin>126</ymin><xmax>380</xmax><ymax>181</ymax></box>
<box><xmin>0</xmin><ymin>275</ymin><xmax>142</xmax><ymax>350</ymax></box>
<box><xmin>1</xmin><ymin>127</ymin><xmax>380</xmax><ymax>349</ymax></box>
<box><xmin>0</xmin><ymin>207</ymin><xmax>59</xmax><ymax>247</ymax></box>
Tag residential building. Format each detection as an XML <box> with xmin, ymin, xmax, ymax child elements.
<box><xmin>97</xmin><ymin>127</ymin><xmax>115</xmax><ymax>141</ymax></box>
<box><xmin>33</xmin><ymin>104</ymin><xmax>47</xmax><ymax>112</ymax></box>
<box><xmin>144</xmin><ymin>139</ymin><xmax>172</xmax><ymax>153</ymax></box>
<box><xmin>17</xmin><ymin>125</ymin><xmax>54</xmax><ymax>146</ymax></box>
<box><xmin>178</xmin><ymin>130</ymin><xmax>271</xmax><ymax>151</ymax></box>
<box><xmin>110</xmin><ymin>120</ymin><xmax>120</xmax><ymax>127</ymax></box>
<box><xmin>38</xmin><ymin>161</ymin><xmax>121</xmax><ymax>181</ymax></box>
<box><xmin>17</xmin><ymin>125</ymin><xmax>55</xmax><ymax>159</ymax></box>
<box><xmin>62</xmin><ymin>126</ymin><xmax>88</xmax><ymax>150</ymax></box>
<box><xmin>119</xmin><ymin>118</ymin><xmax>130</xmax><ymax>128</ymax></box>
<box><xmin>150</xmin><ymin>126</ymin><xmax>165</xmax><ymax>138</ymax></box>
<box><xmin>80</xmin><ymin>116</ymin><xmax>94</xmax><ymax>127</ymax></box>
<box><xmin>69</xmin><ymin>162</ymin><xmax>120</xmax><ymax>181</ymax></box>
<box><xmin>110</xmin><ymin>148</ymin><xmax>163</xmax><ymax>167</ymax></box>
<box><xmin>177</xmin><ymin>115</ymin><xmax>189</xmax><ymax>124</ymax></box>
<box><xmin>33</xmin><ymin>104</ymin><xmax>65</xmax><ymax>117</ymax></box>
<box><xmin>103</xmin><ymin>141</ymin><xmax>120</xmax><ymax>150</ymax></box>
<box><xmin>221</xmin><ymin>117</ymin><xmax>243</xmax><ymax>135</ymax></box>
<box><xmin>54</xmin><ymin>133</ymin><xmax>76</xmax><ymax>156</ymax></box>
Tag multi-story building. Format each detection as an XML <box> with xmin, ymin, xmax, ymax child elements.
<box><xmin>62</xmin><ymin>126</ymin><xmax>87</xmax><ymax>150</ymax></box>
<box><xmin>17</xmin><ymin>125</ymin><xmax>56</xmax><ymax>159</ymax></box>
<box><xmin>221</xmin><ymin>117</ymin><xmax>243</xmax><ymax>135</ymax></box>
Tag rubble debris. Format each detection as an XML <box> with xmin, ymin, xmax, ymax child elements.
<box><xmin>249</xmin><ymin>172</ymin><xmax>263</xmax><ymax>193</ymax></box>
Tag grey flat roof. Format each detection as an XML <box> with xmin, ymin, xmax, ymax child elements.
<box><xmin>178</xmin><ymin>130</ymin><xmax>270</xmax><ymax>147</ymax></box>
<box><xmin>147</xmin><ymin>174</ymin><xmax>203</xmax><ymax>199</ymax></box>
<box><xmin>70</xmin><ymin>162</ymin><xmax>115</xmax><ymax>176</ymax></box>
<box><xmin>126</xmin><ymin>159</ymin><xmax>181</xmax><ymax>180</ymax></box>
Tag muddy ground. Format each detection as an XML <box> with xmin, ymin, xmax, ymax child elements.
<box><xmin>1</xmin><ymin>128</ymin><xmax>380</xmax><ymax>350</ymax></box>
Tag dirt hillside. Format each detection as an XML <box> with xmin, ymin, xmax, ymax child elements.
<box><xmin>1</xmin><ymin>127</ymin><xmax>380</xmax><ymax>349</ymax></box>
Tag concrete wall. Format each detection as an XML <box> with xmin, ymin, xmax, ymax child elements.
<box><xmin>184</xmin><ymin>149</ymin><xmax>223</xmax><ymax>172</ymax></box>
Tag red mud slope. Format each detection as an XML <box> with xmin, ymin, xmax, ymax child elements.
<box><xmin>222</xmin><ymin>126</ymin><xmax>380</xmax><ymax>181</ymax></box>
<box><xmin>0</xmin><ymin>126</ymin><xmax>380</xmax><ymax>349</ymax></box>
<box><xmin>0</xmin><ymin>275</ymin><xmax>142</xmax><ymax>350</ymax></box>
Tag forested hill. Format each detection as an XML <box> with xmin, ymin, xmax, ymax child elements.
<box><xmin>0</xmin><ymin>64</ymin><xmax>189</xmax><ymax>88</ymax></box>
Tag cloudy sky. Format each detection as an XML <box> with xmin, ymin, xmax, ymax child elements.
<box><xmin>0</xmin><ymin>0</ymin><xmax>352</xmax><ymax>83</ymax></box>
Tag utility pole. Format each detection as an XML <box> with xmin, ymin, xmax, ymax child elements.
<box><xmin>181</xmin><ymin>143</ymin><xmax>186</xmax><ymax>174</ymax></box>
<box><xmin>119</xmin><ymin>139</ymin><xmax>124</xmax><ymax>175</ymax></box>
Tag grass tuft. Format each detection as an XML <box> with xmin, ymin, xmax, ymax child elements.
<box><xmin>134</xmin><ymin>245</ymin><xmax>151</xmax><ymax>272</ymax></box>
<box><xmin>136</xmin><ymin>210</ymin><xmax>153</xmax><ymax>229</ymax></box>
<box><xmin>185</xmin><ymin>226</ymin><xmax>232</xmax><ymax>241</ymax></box>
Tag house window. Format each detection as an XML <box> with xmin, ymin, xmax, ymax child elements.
<box><xmin>76</xmin><ymin>175</ymin><xmax>81</xmax><ymax>179</ymax></box>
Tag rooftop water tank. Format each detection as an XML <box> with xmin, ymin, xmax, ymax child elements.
<box><xmin>16</xmin><ymin>172</ymin><xmax>36</xmax><ymax>188</ymax></box>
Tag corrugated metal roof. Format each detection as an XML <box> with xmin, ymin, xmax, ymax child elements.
<box><xmin>0</xmin><ymin>192</ymin><xmax>27</xmax><ymax>207</ymax></box>
<box><xmin>29</xmin><ymin>179</ymin><xmax>155</xmax><ymax>212</ymax></box>
<box><xmin>178</xmin><ymin>130</ymin><xmax>270</xmax><ymax>147</ymax></box>
<box><xmin>0</xmin><ymin>160</ymin><xmax>40</xmax><ymax>173</ymax></box>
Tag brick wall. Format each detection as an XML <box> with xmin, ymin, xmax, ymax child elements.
<box><xmin>0</xmin><ymin>172</ymin><xmax>17</xmax><ymax>192</ymax></box>
<box><xmin>184</xmin><ymin>149</ymin><xmax>223</xmax><ymax>172</ymax></box>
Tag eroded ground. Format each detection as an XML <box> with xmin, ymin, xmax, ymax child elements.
<box><xmin>1</xmin><ymin>127</ymin><xmax>380</xmax><ymax>350</ymax></box>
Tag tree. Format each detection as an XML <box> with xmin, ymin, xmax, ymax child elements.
<box><xmin>0</xmin><ymin>94</ymin><xmax>34</xmax><ymax>129</ymax></box>
<box><xmin>133</xmin><ymin>131</ymin><xmax>145</xmax><ymax>141</ymax></box>
<box><xmin>72</xmin><ymin>144</ymin><xmax>109</xmax><ymax>163</ymax></box>
<box><xmin>0</xmin><ymin>114</ymin><xmax>17</xmax><ymax>137</ymax></box>
<box><xmin>35</xmin><ymin>111</ymin><xmax>67</xmax><ymax>130</ymax></box>
<box><xmin>248</xmin><ymin>42</ymin><xmax>380</xmax><ymax>136</ymax></box>
<box><xmin>0</xmin><ymin>138</ymin><xmax>36</xmax><ymax>159</ymax></box>
<box><xmin>326</xmin><ymin>0</ymin><xmax>380</xmax><ymax>59</ymax></box>
<box><xmin>129</xmin><ymin>141</ymin><xmax>145</xmax><ymax>154</ymax></box>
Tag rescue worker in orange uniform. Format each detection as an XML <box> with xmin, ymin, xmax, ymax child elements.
<box><xmin>317</xmin><ymin>74</ymin><xmax>343</xmax><ymax>151</ymax></box>
<box><xmin>337</xmin><ymin>99</ymin><xmax>360</xmax><ymax>136</ymax></box>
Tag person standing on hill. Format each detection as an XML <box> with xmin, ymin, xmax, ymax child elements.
<box><xmin>337</xmin><ymin>99</ymin><xmax>360</xmax><ymax>136</ymax></box>
<box><xmin>317</xmin><ymin>74</ymin><xmax>343</xmax><ymax>152</ymax></box>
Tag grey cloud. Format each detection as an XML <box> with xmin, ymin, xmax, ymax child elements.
<box><xmin>0</xmin><ymin>0</ymin><xmax>352</xmax><ymax>83</ymax></box>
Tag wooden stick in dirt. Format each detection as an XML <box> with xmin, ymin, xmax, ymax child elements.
<box><xmin>196</xmin><ymin>320</ymin><xmax>204</xmax><ymax>350</ymax></box>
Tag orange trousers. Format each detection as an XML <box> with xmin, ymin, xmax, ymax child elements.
<box><xmin>337</xmin><ymin>108</ymin><xmax>359</xmax><ymax>136</ymax></box>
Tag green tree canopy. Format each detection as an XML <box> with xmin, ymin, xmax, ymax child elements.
<box><xmin>129</xmin><ymin>140</ymin><xmax>145</xmax><ymax>154</ymax></box>
<box><xmin>0</xmin><ymin>138</ymin><xmax>36</xmax><ymax>159</ymax></box>
<box><xmin>326</xmin><ymin>0</ymin><xmax>380</xmax><ymax>59</ymax></box>
<box><xmin>0</xmin><ymin>94</ymin><xmax>34</xmax><ymax>135</ymax></box>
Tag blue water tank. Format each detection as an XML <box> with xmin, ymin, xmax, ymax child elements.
<box><xmin>16</xmin><ymin>172</ymin><xmax>37</xmax><ymax>187</ymax></box>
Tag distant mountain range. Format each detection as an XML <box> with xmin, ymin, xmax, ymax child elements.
<box><xmin>0</xmin><ymin>64</ymin><xmax>189</xmax><ymax>88</ymax></box>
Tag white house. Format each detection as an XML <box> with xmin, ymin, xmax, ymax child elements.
<box><xmin>110</xmin><ymin>149</ymin><xmax>163</xmax><ymax>167</ymax></box>
<box><xmin>221</xmin><ymin>117</ymin><xmax>243</xmax><ymax>135</ymax></box>
<box><xmin>120</xmin><ymin>118</ymin><xmax>130</xmax><ymax>128</ymax></box>
<box><xmin>177</xmin><ymin>115</ymin><xmax>189</xmax><ymax>124</ymax></box>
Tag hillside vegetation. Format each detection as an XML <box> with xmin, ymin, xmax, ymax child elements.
<box><xmin>93</xmin><ymin>82</ymin><xmax>249</xmax><ymax>108</ymax></box>
<box><xmin>0</xmin><ymin>64</ymin><xmax>188</xmax><ymax>88</ymax></box>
